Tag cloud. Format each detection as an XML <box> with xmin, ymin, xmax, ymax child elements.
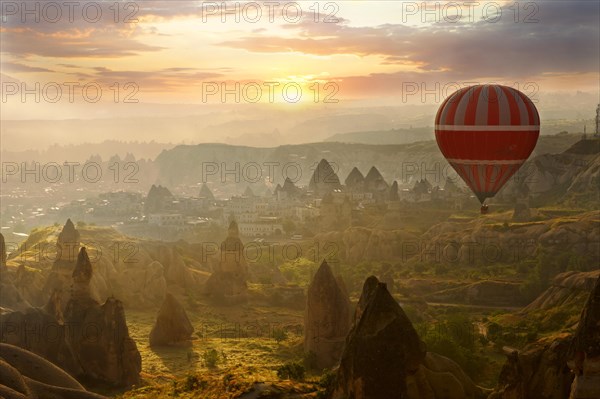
<box><xmin>0</xmin><ymin>27</ymin><xmax>163</xmax><ymax>58</ymax></box>
<box><xmin>220</xmin><ymin>1</ymin><xmax>600</xmax><ymax>79</ymax></box>
<box><xmin>1</xmin><ymin>61</ymin><xmax>55</xmax><ymax>73</ymax></box>
<box><xmin>71</xmin><ymin>66</ymin><xmax>225</xmax><ymax>91</ymax></box>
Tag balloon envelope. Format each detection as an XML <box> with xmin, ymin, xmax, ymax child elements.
<box><xmin>435</xmin><ymin>84</ymin><xmax>540</xmax><ymax>204</ymax></box>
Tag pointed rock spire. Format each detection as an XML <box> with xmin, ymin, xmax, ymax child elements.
<box><xmin>149</xmin><ymin>293</ymin><xmax>194</xmax><ymax>346</ymax></box>
<box><xmin>56</xmin><ymin>219</ymin><xmax>80</xmax><ymax>263</ymax></box>
<box><xmin>364</xmin><ymin>166</ymin><xmax>389</xmax><ymax>192</ymax></box>
<box><xmin>199</xmin><ymin>183</ymin><xmax>215</xmax><ymax>200</ymax></box>
<box><xmin>345</xmin><ymin>167</ymin><xmax>365</xmax><ymax>191</ymax></box>
<box><xmin>305</xmin><ymin>260</ymin><xmax>351</xmax><ymax>369</ymax></box>
<box><xmin>0</xmin><ymin>232</ymin><xmax>6</xmax><ymax>270</ymax></box>
<box><xmin>330</xmin><ymin>280</ymin><xmax>426</xmax><ymax>399</ymax></box>
<box><xmin>309</xmin><ymin>159</ymin><xmax>341</xmax><ymax>196</ymax></box>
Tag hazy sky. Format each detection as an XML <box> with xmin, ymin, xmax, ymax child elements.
<box><xmin>1</xmin><ymin>0</ymin><xmax>598</xmax><ymax>119</ymax></box>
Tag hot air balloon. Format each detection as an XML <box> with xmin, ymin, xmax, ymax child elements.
<box><xmin>435</xmin><ymin>84</ymin><xmax>540</xmax><ymax>214</ymax></box>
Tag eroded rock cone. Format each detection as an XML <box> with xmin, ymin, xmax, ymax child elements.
<box><xmin>304</xmin><ymin>260</ymin><xmax>351</xmax><ymax>370</ymax></box>
<box><xmin>204</xmin><ymin>221</ymin><xmax>248</xmax><ymax>304</ymax></box>
<box><xmin>0</xmin><ymin>232</ymin><xmax>7</xmax><ymax>271</ymax></box>
<box><xmin>149</xmin><ymin>293</ymin><xmax>194</xmax><ymax>346</ymax></box>
<box><xmin>309</xmin><ymin>159</ymin><xmax>342</xmax><ymax>196</ymax></box>
<box><xmin>43</xmin><ymin>219</ymin><xmax>81</xmax><ymax>310</ymax></box>
<box><xmin>0</xmin><ymin>343</ymin><xmax>107</xmax><ymax>399</ymax></box>
<box><xmin>64</xmin><ymin>247</ymin><xmax>141</xmax><ymax>388</ymax></box>
<box><xmin>330</xmin><ymin>280</ymin><xmax>426</xmax><ymax>399</ymax></box>
<box><xmin>56</xmin><ymin>219</ymin><xmax>80</xmax><ymax>263</ymax></box>
<box><xmin>568</xmin><ymin>276</ymin><xmax>600</xmax><ymax>398</ymax></box>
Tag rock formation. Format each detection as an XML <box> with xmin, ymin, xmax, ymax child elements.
<box><xmin>149</xmin><ymin>293</ymin><xmax>194</xmax><ymax>346</ymax></box>
<box><xmin>63</xmin><ymin>247</ymin><xmax>141</xmax><ymax>388</ymax></box>
<box><xmin>567</xmin><ymin>276</ymin><xmax>600</xmax><ymax>399</ymax></box>
<box><xmin>56</xmin><ymin>218</ymin><xmax>80</xmax><ymax>264</ymax></box>
<box><xmin>144</xmin><ymin>184</ymin><xmax>173</xmax><ymax>214</ymax></box>
<box><xmin>199</xmin><ymin>183</ymin><xmax>215</xmax><ymax>200</ymax></box>
<box><xmin>329</xmin><ymin>279</ymin><xmax>426</xmax><ymax>398</ymax></box>
<box><xmin>0</xmin><ymin>295</ymin><xmax>80</xmax><ymax>375</ymax></box>
<box><xmin>281</xmin><ymin>177</ymin><xmax>302</xmax><ymax>198</ymax></box>
<box><xmin>1</xmin><ymin>232</ymin><xmax>6</xmax><ymax>271</ymax></box>
<box><xmin>243</xmin><ymin>185</ymin><xmax>255</xmax><ymax>197</ymax></box>
<box><xmin>488</xmin><ymin>336</ymin><xmax>573</xmax><ymax>399</ymax></box>
<box><xmin>0</xmin><ymin>343</ymin><xmax>108</xmax><ymax>399</ymax></box>
<box><xmin>0</xmin><ymin>233</ymin><xmax>30</xmax><ymax>312</ymax></box>
<box><xmin>329</xmin><ymin>276</ymin><xmax>485</xmax><ymax>399</ymax></box>
<box><xmin>488</xmin><ymin>275</ymin><xmax>600</xmax><ymax>399</ymax></box>
<box><xmin>274</xmin><ymin>177</ymin><xmax>302</xmax><ymax>199</ymax></box>
<box><xmin>42</xmin><ymin>219</ymin><xmax>81</xmax><ymax>310</ymax></box>
<box><xmin>364</xmin><ymin>166</ymin><xmax>389</xmax><ymax>196</ymax></box>
<box><xmin>389</xmin><ymin>180</ymin><xmax>400</xmax><ymax>201</ymax></box>
<box><xmin>304</xmin><ymin>260</ymin><xmax>351</xmax><ymax>369</ymax></box>
<box><xmin>344</xmin><ymin>167</ymin><xmax>365</xmax><ymax>192</ymax></box>
<box><xmin>309</xmin><ymin>159</ymin><xmax>342</xmax><ymax>197</ymax></box>
<box><xmin>204</xmin><ymin>221</ymin><xmax>248</xmax><ymax>304</ymax></box>
<box><xmin>523</xmin><ymin>270</ymin><xmax>600</xmax><ymax>313</ymax></box>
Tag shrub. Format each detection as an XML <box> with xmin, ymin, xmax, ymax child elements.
<box><xmin>203</xmin><ymin>349</ymin><xmax>219</xmax><ymax>368</ymax></box>
<box><xmin>276</xmin><ymin>362</ymin><xmax>305</xmax><ymax>380</ymax></box>
<box><xmin>182</xmin><ymin>375</ymin><xmax>203</xmax><ymax>392</ymax></box>
<box><xmin>272</xmin><ymin>328</ymin><xmax>288</xmax><ymax>344</ymax></box>
<box><xmin>316</xmin><ymin>369</ymin><xmax>337</xmax><ymax>399</ymax></box>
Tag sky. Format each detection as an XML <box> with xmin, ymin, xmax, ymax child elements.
<box><xmin>0</xmin><ymin>0</ymin><xmax>599</xmax><ymax>119</ymax></box>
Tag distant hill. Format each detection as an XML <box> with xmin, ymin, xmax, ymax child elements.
<box><xmin>325</xmin><ymin>121</ymin><xmax>593</xmax><ymax>145</ymax></box>
<box><xmin>153</xmin><ymin>134</ymin><xmax>584</xmax><ymax>193</ymax></box>
<box><xmin>325</xmin><ymin>127</ymin><xmax>433</xmax><ymax>145</ymax></box>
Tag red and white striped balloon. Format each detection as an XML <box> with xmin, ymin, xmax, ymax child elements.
<box><xmin>435</xmin><ymin>84</ymin><xmax>540</xmax><ymax>204</ymax></box>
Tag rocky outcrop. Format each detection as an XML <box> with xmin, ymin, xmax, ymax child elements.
<box><xmin>0</xmin><ymin>343</ymin><xmax>108</xmax><ymax>399</ymax></box>
<box><xmin>488</xmin><ymin>275</ymin><xmax>600</xmax><ymax>399</ymax></box>
<box><xmin>364</xmin><ymin>166</ymin><xmax>389</xmax><ymax>196</ymax></box>
<box><xmin>408</xmin><ymin>352</ymin><xmax>485</xmax><ymax>399</ymax></box>
<box><xmin>498</xmin><ymin>141</ymin><xmax>600</xmax><ymax>208</ymax></box>
<box><xmin>329</xmin><ymin>279</ymin><xmax>426</xmax><ymax>398</ymax></box>
<box><xmin>304</xmin><ymin>260</ymin><xmax>351</xmax><ymax>370</ymax></box>
<box><xmin>149</xmin><ymin>293</ymin><xmax>194</xmax><ymax>346</ymax></box>
<box><xmin>309</xmin><ymin>159</ymin><xmax>342</xmax><ymax>197</ymax></box>
<box><xmin>0</xmin><ymin>233</ymin><xmax>30</xmax><ymax>312</ymax></box>
<box><xmin>330</xmin><ymin>277</ymin><xmax>485</xmax><ymax>399</ymax></box>
<box><xmin>488</xmin><ymin>335</ymin><xmax>574</xmax><ymax>399</ymax></box>
<box><xmin>523</xmin><ymin>270</ymin><xmax>600</xmax><ymax>313</ymax></box>
<box><xmin>274</xmin><ymin>177</ymin><xmax>302</xmax><ymax>199</ymax></box>
<box><xmin>344</xmin><ymin>167</ymin><xmax>365</xmax><ymax>192</ymax></box>
<box><xmin>425</xmin><ymin>280</ymin><xmax>526</xmax><ymax>307</ymax></box>
<box><xmin>281</xmin><ymin>177</ymin><xmax>302</xmax><ymax>198</ymax></box>
<box><xmin>204</xmin><ymin>221</ymin><xmax>248</xmax><ymax>304</ymax></box>
<box><xmin>199</xmin><ymin>183</ymin><xmax>215</xmax><ymax>200</ymax></box>
<box><xmin>419</xmin><ymin>211</ymin><xmax>600</xmax><ymax>267</ymax></box>
<box><xmin>1</xmin><ymin>232</ymin><xmax>6</xmax><ymax>270</ymax></box>
<box><xmin>144</xmin><ymin>184</ymin><xmax>173</xmax><ymax>214</ymax></box>
<box><xmin>389</xmin><ymin>180</ymin><xmax>400</xmax><ymax>201</ymax></box>
<box><xmin>1</xmin><ymin>247</ymin><xmax>142</xmax><ymax>389</ymax></box>
<box><xmin>42</xmin><ymin>219</ymin><xmax>82</xmax><ymax>311</ymax></box>
<box><xmin>64</xmin><ymin>247</ymin><xmax>141</xmax><ymax>388</ymax></box>
<box><xmin>0</xmin><ymin>297</ymin><xmax>80</xmax><ymax>375</ymax></box>
<box><xmin>567</xmin><ymin>276</ymin><xmax>600</xmax><ymax>399</ymax></box>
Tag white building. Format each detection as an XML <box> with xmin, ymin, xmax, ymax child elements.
<box><xmin>148</xmin><ymin>213</ymin><xmax>184</xmax><ymax>226</ymax></box>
